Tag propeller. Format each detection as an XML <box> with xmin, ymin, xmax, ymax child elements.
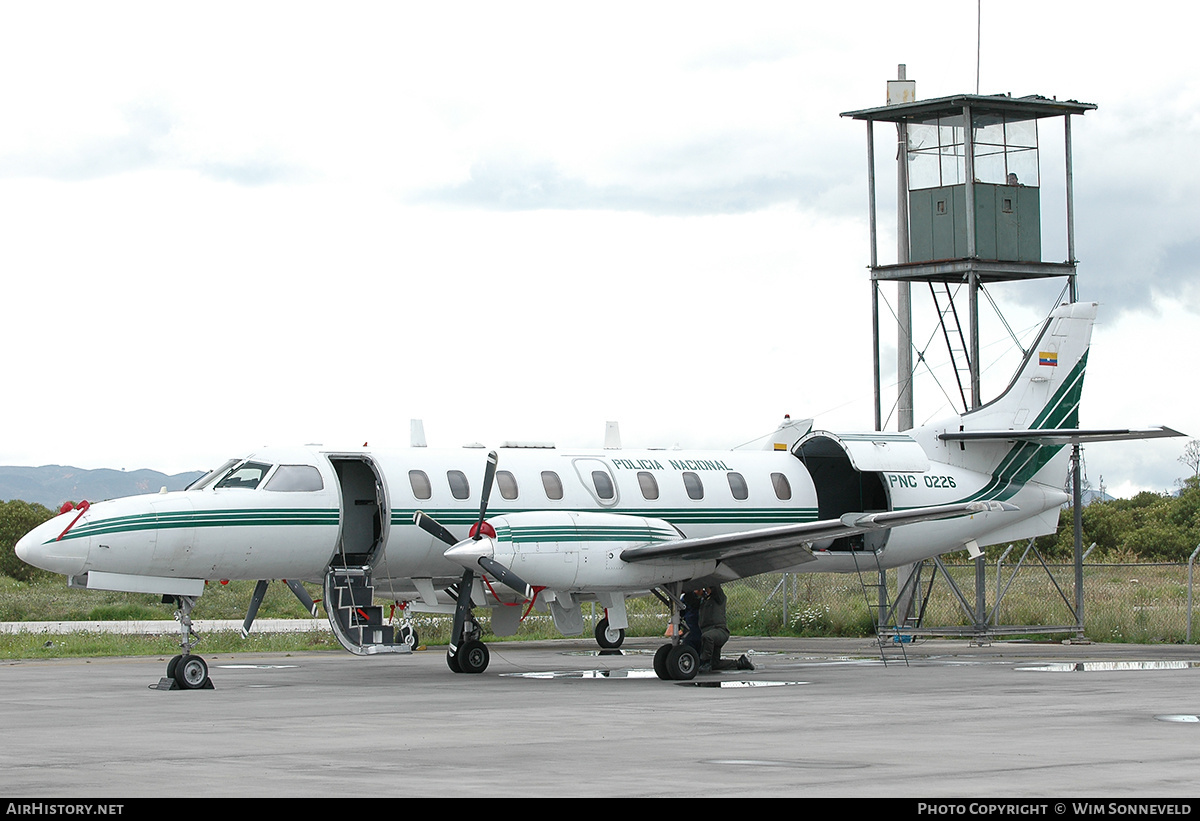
<box><xmin>241</xmin><ymin>578</ymin><xmax>320</xmax><ymax>638</ymax></box>
<box><xmin>412</xmin><ymin>451</ymin><xmax>534</xmax><ymax>656</ymax></box>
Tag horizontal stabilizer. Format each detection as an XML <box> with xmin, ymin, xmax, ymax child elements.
<box><xmin>939</xmin><ymin>426</ymin><xmax>1184</xmax><ymax>445</ymax></box>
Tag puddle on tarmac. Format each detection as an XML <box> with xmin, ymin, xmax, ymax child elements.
<box><xmin>1017</xmin><ymin>660</ymin><xmax>1200</xmax><ymax>672</ymax></box>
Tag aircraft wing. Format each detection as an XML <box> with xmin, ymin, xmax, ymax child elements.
<box><xmin>620</xmin><ymin>500</ymin><xmax>1015</xmax><ymax>578</ymax></box>
<box><xmin>939</xmin><ymin>426</ymin><xmax>1184</xmax><ymax>444</ymax></box>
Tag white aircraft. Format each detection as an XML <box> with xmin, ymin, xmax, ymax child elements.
<box><xmin>15</xmin><ymin>301</ymin><xmax>1180</xmax><ymax>687</ymax></box>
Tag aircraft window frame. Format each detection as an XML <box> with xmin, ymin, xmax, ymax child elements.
<box><xmin>214</xmin><ymin>461</ymin><xmax>274</xmax><ymax>490</ymax></box>
<box><xmin>497</xmin><ymin>470</ymin><xmax>519</xmax><ymax>501</ymax></box>
<box><xmin>727</xmin><ymin>472</ymin><xmax>749</xmax><ymax>501</ymax></box>
<box><xmin>591</xmin><ymin>470</ymin><xmax>615</xmax><ymax>501</ymax></box>
<box><xmin>447</xmin><ymin>470</ymin><xmax>471</xmax><ymax>500</ymax></box>
<box><xmin>771</xmin><ymin>472</ymin><xmax>792</xmax><ymax>501</ymax></box>
<box><xmin>682</xmin><ymin>471</ymin><xmax>704</xmax><ymax>501</ymax></box>
<box><xmin>187</xmin><ymin>458</ymin><xmax>241</xmax><ymax>491</ymax></box>
<box><xmin>408</xmin><ymin>470</ymin><xmax>432</xmax><ymax>500</ymax></box>
<box><xmin>541</xmin><ymin>471</ymin><xmax>564</xmax><ymax>501</ymax></box>
<box><xmin>264</xmin><ymin>465</ymin><xmax>324</xmax><ymax>492</ymax></box>
<box><xmin>637</xmin><ymin>471</ymin><xmax>659</xmax><ymax>500</ymax></box>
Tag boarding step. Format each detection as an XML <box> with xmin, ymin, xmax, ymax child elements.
<box><xmin>323</xmin><ymin>566</ymin><xmax>410</xmax><ymax>656</ymax></box>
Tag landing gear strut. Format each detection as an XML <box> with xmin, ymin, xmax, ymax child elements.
<box><xmin>158</xmin><ymin>595</ymin><xmax>213</xmax><ymax>690</ymax></box>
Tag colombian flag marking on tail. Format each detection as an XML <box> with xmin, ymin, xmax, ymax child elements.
<box><xmin>1039</xmin><ymin>351</ymin><xmax>1058</xmax><ymax>367</ymax></box>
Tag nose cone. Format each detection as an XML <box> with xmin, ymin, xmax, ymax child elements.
<box><xmin>444</xmin><ymin>537</ymin><xmax>495</xmax><ymax>571</ymax></box>
<box><xmin>14</xmin><ymin>514</ymin><xmax>90</xmax><ymax>576</ymax></box>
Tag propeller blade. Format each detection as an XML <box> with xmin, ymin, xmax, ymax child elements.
<box><xmin>478</xmin><ymin>555</ymin><xmax>533</xmax><ymax>600</ymax></box>
<box><xmin>241</xmin><ymin>579</ymin><xmax>270</xmax><ymax>638</ymax></box>
<box><xmin>473</xmin><ymin>451</ymin><xmax>499</xmax><ymax>539</ymax></box>
<box><xmin>449</xmin><ymin>568</ymin><xmax>475</xmax><ymax>657</ymax></box>
<box><xmin>285</xmin><ymin>579</ymin><xmax>318</xmax><ymax>617</ymax></box>
<box><xmin>414</xmin><ymin>510</ymin><xmax>458</xmax><ymax>547</ymax></box>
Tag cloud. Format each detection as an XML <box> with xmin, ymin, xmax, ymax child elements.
<box><xmin>0</xmin><ymin>103</ymin><xmax>304</xmax><ymax>186</ymax></box>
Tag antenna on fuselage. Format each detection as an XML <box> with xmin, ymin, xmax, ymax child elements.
<box><xmin>604</xmin><ymin>421</ymin><xmax>621</xmax><ymax>449</ymax></box>
<box><xmin>411</xmin><ymin>419</ymin><xmax>427</xmax><ymax>448</ymax></box>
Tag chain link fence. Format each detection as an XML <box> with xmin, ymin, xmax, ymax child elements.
<box><xmin>395</xmin><ymin>559</ymin><xmax>1198</xmax><ymax>646</ymax></box>
<box><xmin>718</xmin><ymin>560</ymin><xmax>1200</xmax><ymax>644</ymax></box>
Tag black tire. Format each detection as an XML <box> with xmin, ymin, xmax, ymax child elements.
<box><xmin>653</xmin><ymin>644</ymin><xmax>672</xmax><ymax>680</ymax></box>
<box><xmin>594</xmin><ymin>618</ymin><xmax>625</xmax><ymax>649</ymax></box>
<box><xmin>458</xmin><ymin>640</ymin><xmax>490</xmax><ymax>674</ymax></box>
<box><xmin>446</xmin><ymin>649</ymin><xmax>462</xmax><ymax>673</ymax></box>
<box><xmin>166</xmin><ymin>654</ymin><xmax>182</xmax><ymax>680</ymax></box>
<box><xmin>666</xmin><ymin>645</ymin><xmax>698</xmax><ymax>681</ymax></box>
<box><xmin>174</xmin><ymin>655</ymin><xmax>209</xmax><ymax>689</ymax></box>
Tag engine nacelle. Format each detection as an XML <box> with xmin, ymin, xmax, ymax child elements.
<box><xmin>453</xmin><ymin>510</ymin><xmax>717</xmax><ymax>592</ymax></box>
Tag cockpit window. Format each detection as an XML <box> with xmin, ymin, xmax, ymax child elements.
<box><xmin>187</xmin><ymin>459</ymin><xmax>240</xmax><ymax>491</ymax></box>
<box><xmin>265</xmin><ymin>465</ymin><xmax>324</xmax><ymax>492</ymax></box>
<box><xmin>214</xmin><ymin>461</ymin><xmax>273</xmax><ymax>490</ymax></box>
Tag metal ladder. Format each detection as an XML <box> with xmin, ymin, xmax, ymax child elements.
<box><xmin>851</xmin><ymin>549</ymin><xmax>910</xmax><ymax>667</ymax></box>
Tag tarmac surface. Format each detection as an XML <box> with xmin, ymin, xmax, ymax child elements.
<box><xmin>2</xmin><ymin>635</ymin><xmax>1199</xmax><ymax>798</ymax></box>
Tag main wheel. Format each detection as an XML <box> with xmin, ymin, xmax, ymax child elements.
<box><xmin>653</xmin><ymin>644</ymin><xmax>672</xmax><ymax>680</ymax></box>
<box><xmin>457</xmin><ymin>640</ymin><xmax>490</xmax><ymax>674</ymax></box>
<box><xmin>174</xmin><ymin>655</ymin><xmax>209</xmax><ymax>689</ymax></box>
<box><xmin>166</xmin><ymin>654</ymin><xmax>182</xmax><ymax>680</ymax></box>
<box><xmin>666</xmin><ymin>645</ymin><xmax>698</xmax><ymax>681</ymax></box>
<box><xmin>399</xmin><ymin>624</ymin><xmax>419</xmax><ymax>649</ymax></box>
<box><xmin>594</xmin><ymin>618</ymin><xmax>625</xmax><ymax>649</ymax></box>
<box><xmin>446</xmin><ymin>649</ymin><xmax>462</xmax><ymax>673</ymax></box>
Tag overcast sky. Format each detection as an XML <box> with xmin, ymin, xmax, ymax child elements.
<box><xmin>0</xmin><ymin>1</ymin><xmax>1196</xmax><ymax>499</ymax></box>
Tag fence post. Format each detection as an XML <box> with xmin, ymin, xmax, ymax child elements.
<box><xmin>1188</xmin><ymin>544</ymin><xmax>1200</xmax><ymax>644</ymax></box>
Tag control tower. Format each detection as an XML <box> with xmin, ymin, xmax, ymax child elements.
<box><xmin>841</xmin><ymin>88</ymin><xmax>1096</xmax><ymax>430</ymax></box>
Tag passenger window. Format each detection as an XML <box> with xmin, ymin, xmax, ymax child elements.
<box><xmin>214</xmin><ymin>461</ymin><xmax>273</xmax><ymax>490</ymax></box>
<box><xmin>682</xmin><ymin>472</ymin><xmax>704</xmax><ymax>500</ymax></box>
<box><xmin>447</xmin><ymin>470</ymin><xmax>470</xmax><ymax>500</ymax></box>
<box><xmin>592</xmin><ymin>471</ymin><xmax>615</xmax><ymax>500</ymax></box>
<box><xmin>637</xmin><ymin>471</ymin><xmax>659</xmax><ymax>500</ymax></box>
<box><xmin>265</xmin><ymin>465</ymin><xmax>324</xmax><ymax>492</ymax></box>
<box><xmin>409</xmin><ymin>470</ymin><xmax>432</xmax><ymax>500</ymax></box>
<box><xmin>541</xmin><ymin>471</ymin><xmax>564</xmax><ymax>500</ymax></box>
<box><xmin>771</xmin><ymin>472</ymin><xmax>792</xmax><ymax>501</ymax></box>
<box><xmin>497</xmin><ymin>470</ymin><xmax>519</xmax><ymax>500</ymax></box>
<box><xmin>727</xmin><ymin>472</ymin><xmax>748</xmax><ymax>501</ymax></box>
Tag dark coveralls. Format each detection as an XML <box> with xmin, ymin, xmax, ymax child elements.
<box><xmin>698</xmin><ymin>585</ymin><xmax>733</xmax><ymax>671</ymax></box>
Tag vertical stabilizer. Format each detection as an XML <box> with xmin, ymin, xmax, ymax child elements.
<box><xmin>963</xmin><ymin>300</ymin><xmax>1096</xmax><ymax>433</ymax></box>
<box><xmin>916</xmin><ymin>301</ymin><xmax>1098</xmax><ymax>488</ymax></box>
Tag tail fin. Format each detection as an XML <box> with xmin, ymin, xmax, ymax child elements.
<box><xmin>917</xmin><ymin>301</ymin><xmax>1097</xmax><ymax>489</ymax></box>
<box><xmin>963</xmin><ymin>300</ymin><xmax>1096</xmax><ymax>433</ymax></box>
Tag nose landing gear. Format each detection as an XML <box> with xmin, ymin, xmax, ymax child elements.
<box><xmin>156</xmin><ymin>594</ymin><xmax>213</xmax><ymax>690</ymax></box>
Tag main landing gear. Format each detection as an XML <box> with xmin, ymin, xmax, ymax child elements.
<box><xmin>651</xmin><ymin>583</ymin><xmax>698</xmax><ymax>681</ymax></box>
<box><xmin>157</xmin><ymin>594</ymin><xmax>213</xmax><ymax>690</ymax></box>
<box><xmin>445</xmin><ymin>611</ymin><xmax>490</xmax><ymax>674</ymax></box>
<box><xmin>594</xmin><ymin>617</ymin><xmax>626</xmax><ymax>650</ymax></box>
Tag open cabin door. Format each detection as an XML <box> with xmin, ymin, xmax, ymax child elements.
<box><xmin>328</xmin><ymin>455</ymin><xmax>389</xmax><ymax>568</ymax></box>
<box><xmin>794</xmin><ymin>432</ymin><xmax>928</xmax><ymax>552</ymax></box>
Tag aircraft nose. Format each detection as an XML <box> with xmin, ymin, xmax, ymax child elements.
<box><xmin>14</xmin><ymin>515</ymin><xmax>89</xmax><ymax>576</ymax></box>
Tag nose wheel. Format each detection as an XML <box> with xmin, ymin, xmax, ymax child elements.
<box><xmin>156</xmin><ymin>595</ymin><xmax>214</xmax><ymax>690</ymax></box>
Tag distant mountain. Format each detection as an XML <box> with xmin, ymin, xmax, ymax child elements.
<box><xmin>0</xmin><ymin>465</ymin><xmax>206</xmax><ymax>509</ymax></box>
